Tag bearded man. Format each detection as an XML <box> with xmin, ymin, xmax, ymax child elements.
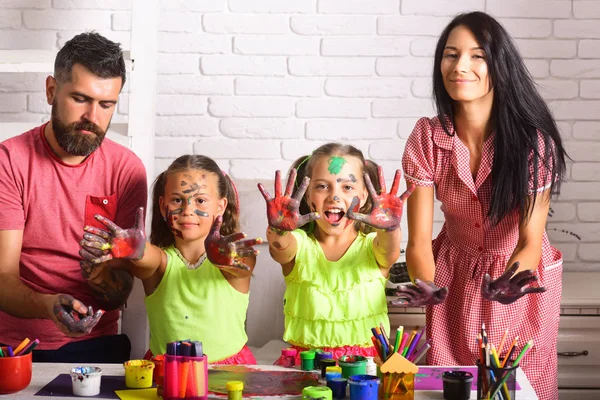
<box><xmin>0</xmin><ymin>32</ymin><xmax>147</xmax><ymax>363</ymax></box>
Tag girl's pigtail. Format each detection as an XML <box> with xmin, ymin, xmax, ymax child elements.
<box><xmin>220</xmin><ymin>171</ymin><xmax>240</xmax><ymax>236</ymax></box>
<box><xmin>150</xmin><ymin>171</ymin><xmax>175</xmax><ymax>248</ymax></box>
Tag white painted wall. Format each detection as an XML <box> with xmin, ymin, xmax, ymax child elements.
<box><xmin>1</xmin><ymin>0</ymin><xmax>598</xmax><ymax>349</ymax></box>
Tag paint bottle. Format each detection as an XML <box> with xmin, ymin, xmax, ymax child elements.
<box><xmin>348</xmin><ymin>374</ymin><xmax>380</xmax><ymax>400</ymax></box>
<box><xmin>315</xmin><ymin>350</ymin><xmax>332</xmax><ymax>370</ymax></box>
<box><xmin>281</xmin><ymin>348</ymin><xmax>297</xmax><ymax>368</ymax></box>
<box><xmin>226</xmin><ymin>380</ymin><xmax>243</xmax><ymax>400</ymax></box>
<box><xmin>320</xmin><ymin>358</ymin><xmax>337</xmax><ymax>379</ymax></box>
<box><xmin>302</xmin><ymin>385</ymin><xmax>333</xmax><ymax>400</ymax></box>
<box><xmin>300</xmin><ymin>350</ymin><xmax>316</xmax><ymax>371</ymax></box>
<box><xmin>365</xmin><ymin>356</ymin><xmax>377</xmax><ymax>376</ymax></box>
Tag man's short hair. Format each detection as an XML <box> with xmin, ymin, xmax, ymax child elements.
<box><xmin>54</xmin><ymin>31</ymin><xmax>126</xmax><ymax>88</ymax></box>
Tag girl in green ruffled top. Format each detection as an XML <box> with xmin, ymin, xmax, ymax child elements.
<box><xmin>258</xmin><ymin>143</ymin><xmax>414</xmax><ymax>362</ymax></box>
<box><xmin>80</xmin><ymin>155</ymin><xmax>262</xmax><ymax>364</ymax></box>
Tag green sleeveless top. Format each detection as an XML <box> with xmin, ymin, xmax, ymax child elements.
<box><xmin>145</xmin><ymin>246</ymin><xmax>249</xmax><ymax>362</ymax></box>
<box><xmin>283</xmin><ymin>229</ymin><xmax>389</xmax><ymax>348</ymax></box>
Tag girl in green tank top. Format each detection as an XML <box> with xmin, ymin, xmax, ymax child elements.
<box><xmin>79</xmin><ymin>154</ymin><xmax>262</xmax><ymax>363</ymax></box>
<box><xmin>258</xmin><ymin>143</ymin><xmax>415</xmax><ymax>361</ymax></box>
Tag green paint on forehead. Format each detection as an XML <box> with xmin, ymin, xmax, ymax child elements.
<box><xmin>327</xmin><ymin>156</ymin><xmax>347</xmax><ymax>175</ymax></box>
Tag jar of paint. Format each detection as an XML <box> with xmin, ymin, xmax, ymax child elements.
<box><xmin>327</xmin><ymin>377</ymin><xmax>348</xmax><ymax>399</ymax></box>
<box><xmin>226</xmin><ymin>380</ymin><xmax>243</xmax><ymax>400</ymax></box>
<box><xmin>348</xmin><ymin>374</ymin><xmax>380</xmax><ymax>400</ymax></box>
<box><xmin>281</xmin><ymin>348</ymin><xmax>297</xmax><ymax>368</ymax></box>
<box><xmin>338</xmin><ymin>355</ymin><xmax>367</xmax><ymax>378</ymax></box>
<box><xmin>300</xmin><ymin>350</ymin><xmax>316</xmax><ymax>371</ymax></box>
<box><xmin>123</xmin><ymin>359</ymin><xmax>155</xmax><ymax>389</ymax></box>
<box><xmin>365</xmin><ymin>356</ymin><xmax>377</xmax><ymax>376</ymax></box>
<box><xmin>315</xmin><ymin>350</ymin><xmax>333</xmax><ymax>369</ymax></box>
<box><xmin>302</xmin><ymin>385</ymin><xmax>333</xmax><ymax>400</ymax></box>
<box><xmin>70</xmin><ymin>366</ymin><xmax>102</xmax><ymax>397</ymax></box>
<box><xmin>326</xmin><ymin>371</ymin><xmax>343</xmax><ymax>381</ymax></box>
<box><xmin>320</xmin><ymin>358</ymin><xmax>337</xmax><ymax>379</ymax></box>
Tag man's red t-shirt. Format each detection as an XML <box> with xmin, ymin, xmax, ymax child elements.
<box><xmin>0</xmin><ymin>124</ymin><xmax>147</xmax><ymax>350</ymax></box>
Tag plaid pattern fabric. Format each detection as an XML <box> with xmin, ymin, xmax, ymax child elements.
<box><xmin>402</xmin><ymin>117</ymin><xmax>563</xmax><ymax>400</ymax></box>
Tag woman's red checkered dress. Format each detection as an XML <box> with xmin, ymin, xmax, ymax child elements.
<box><xmin>402</xmin><ymin>117</ymin><xmax>562</xmax><ymax>400</ymax></box>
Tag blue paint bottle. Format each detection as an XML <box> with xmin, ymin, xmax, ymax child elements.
<box><xmin>348</xmin><ymin>374</ymin><xmax>380</xmax><ymax>400</ymax></box>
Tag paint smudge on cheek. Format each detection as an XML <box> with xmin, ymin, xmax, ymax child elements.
<box><xmin>166</xmin><ymin>206</ymin><xmax>183</xmax><ymax>238</ymax></box>
<box><xmin>195</xmin><ymin>209</ymin><xmax>209</xmax><ymax>217</ymax></box>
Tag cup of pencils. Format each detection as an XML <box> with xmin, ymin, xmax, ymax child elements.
<box><xmin>163</xmin><ymin>341</ymin><xmax>208</xmax><ymax>400</ymax></box>
<box><xmin>476</xmin><ymin>360</ymin><xmax>517</xmax><ymax>400</ymax></box>
<box><xmin>378</xmin><ymin>369</ymin><xmax>415</xmax><ymax>400</ymax></box>
<box><xmin>0</xmin><ymin>339</ymin><xmax>37</xmax><ymax>394</ymax></box>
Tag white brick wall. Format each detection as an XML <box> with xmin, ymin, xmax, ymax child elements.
<box><xmin>1</xmin><ymin>0</ymin><xmax>599</xmax><ymax>276</ymax></box>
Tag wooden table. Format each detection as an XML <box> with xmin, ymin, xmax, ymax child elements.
<box><xmin>1</xmin><ymin>363</ymin><xmax>538</xmax><ymax>399</ymax></box>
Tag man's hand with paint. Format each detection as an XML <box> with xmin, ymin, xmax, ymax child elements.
<box><xmin>347</xmin><ymin>167</ymin><xmax>415</xmax><ymax>231</ymax></box>
<box><xmin>79</xmin><ymin>207</ymin><xmax>146</xmax><ymax>264</ymax></box>
<box><xmin>391</xmin><ymin>279</ymin><xmax>449</xmax><ymax>307</ymax></box>
<box><xmin>481</xmin><ymin>261</ymin><xmax>546</xmax><ymax>304</ymax></box>
<box><xmin>257</xmin><ymin>169</ymin><xmax>319</xmax><ymax>232</ymax></box>
<box><xmin>205</xmin><ymin>215</ymin><xmax>262</xmax><ymax>272</ymax></box>
<box><xmin>47</xmin><ymin>294</ymin><xmax>104</xmax><ymax>336</ymax></box>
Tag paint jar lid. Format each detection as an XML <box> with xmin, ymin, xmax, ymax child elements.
<box><xmin>300</xmin><ymin>350</ymin><xmax>316</xmax><ymax>360</ymax></box>
<box><xmin>282</xmin><ymin>348</ymin><xmax>297</xmax><ymax>357</ymax></box>
<box><xmin>326</xmin><ymin>366</ymin><xmax>342</xmax><ymax>373</ymax></box>
<box><xmin>302</xmin><ymin>386</ymin><xmax>332</xmax><ymax>398</ymax></box>
<box><xmin>226</xmin><ymin>380</ymin><xmax>244</xmax><ymax>391</ymax></box>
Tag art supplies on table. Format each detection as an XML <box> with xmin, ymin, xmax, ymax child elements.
<box><xmin>476</xmin><ymin>323</ymin><xmax>534</xmax><ymax>400</ymax></box>
<box><xmin>163</xmin><ymin>340</ymin><xmax>208</xmax><ymax>400</ymax></box>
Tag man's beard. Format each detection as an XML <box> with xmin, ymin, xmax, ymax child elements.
<box><xmin>51</xmin><ymin>104</ymin><xmax>108</xmax><ymax>157</ymax></box>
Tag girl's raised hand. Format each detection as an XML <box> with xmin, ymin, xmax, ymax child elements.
<box><xmin>79</xmin><ymin>207</ymin><xmax>146</xmax><ymax>264</ymax></box>
<box><xmin>347</xmin><ymin>167</ymin><xmax>415</xmax><ymax>231</ymax></box>
<box><xmin>391</xmin><ymin>279</ymin><xmax>448</xmax><ymax>307</ymax></box>
<box><xmin>481</xmin><ymin>261</ymin><xmax>546</xmax><ymax>304</ymax></box>
<box><xmin>257</xmin><ymin>169</ymin><xmax>319</xmax><ymax>232</ymax></box>
<box><xmin>205</xmin><ymin>215</ymin><xmax>262</xmax><ymax>271</ymax></box>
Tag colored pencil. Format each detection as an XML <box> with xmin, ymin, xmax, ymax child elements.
<box><xmin>398</xmin><ymin>332</ymin><xmax>409</xmax><ymax>356</ymax></box>
<box><xmin>402</xmin><ymin>329</ymin><xmax>417</xmax><ymax>357</ymax></box>
<box><xmin>411</xmin><ymin>343</ymin><xmax>430</xmax><ymax>364</ymax></box>
<box><xmin>394</xmin><ymin>326</ymin><xmax>403</xmax><ymax>354</ymax></box>
<box><xmin>405</xmin><ymin>327</ymin><xmax>424</xmax><ymax>360</ymax></box>
<box><xmin>498</xmin><ymin>328</ymin><xmax>509</xmax><ymax>356</ymax></box>
<box><xmin>13</xmin><ymin>338</ymin><xmax>30</xmax><ymax>356</ymax></box>
<box><xmin>501</xmin><ymin>336</ymin><xmax>519</xmax><ymax>368</ymax></box>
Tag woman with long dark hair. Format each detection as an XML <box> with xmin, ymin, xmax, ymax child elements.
<box><xmin>396</xmin><ymin>11</ymin><xmax>566</xmax><ymax>399</ymax></box>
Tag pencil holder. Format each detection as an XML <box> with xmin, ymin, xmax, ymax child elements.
<box><xmin>378</xmin><ymin>371</ymin><xmax>415</xmax><ymax>400</ymax></box>
<box><xmin>163</xmin><ymin>354</ymin><xmax>208</xmax><ymax>400</ymax></box>
<box><xmin>476</xmin><ymin>360</ymin><xmax>517</xmax><ymax>400</ymax></box>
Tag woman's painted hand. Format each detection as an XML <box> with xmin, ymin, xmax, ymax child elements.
<box><xmin>481</xmin><ymin>261</ymin><xmax>546</xmax><ymax>304</ymax></box>
<box><xmin>47</xmin><ymin>294</ymin><xmax>104</xmax><ymax>336</ymax></box>
<box><xmin>347</xmin><ymin>168</ymin><xmax>415</xmax><ymax>231</ymax></box>
<box><xmin>205</xmin><ymin>215</ymin><xmax>262</xmax><ymax>271</ymax></box>
<box><xmin>391</xmin><ymin>279</ymin><xmax>448</xmax><ymax>307</ymax></box>
<box><xmin>79</xmin><ymin>207</ymin><xmax>146</xmax><ymax>264</ymax></box>
<box><xmin>258</xmin><ymin>169</ymin><xmax>319</xmax><ymax>232</ymax></box>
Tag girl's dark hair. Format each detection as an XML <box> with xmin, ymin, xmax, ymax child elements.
<box><xmin>150</xmin><ymin>155</ymin><xmax>240</xmax><ymax>248</ymax></box>
<box><xmin>291</xmin><ymin>143</ymin><xmax>381</xmax><ymax>235</ymax></box>
<box><xmin>432</xmin><ymin>11</ymin><xmax>567</xmax><ymax>224</ymax></box>
<box><xmin>55</xmin><ymin>31</ymin><xmax>126</xmax><ymax>88</ymax></box>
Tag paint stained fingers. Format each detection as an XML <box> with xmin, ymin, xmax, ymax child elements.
<box><xmin>346</xmin><ymin>197</ymin><xmax>366</xmax><ymax>222</ymax></box>
<box><xmin>284</xmin><ymin>168</ymin><xmax>297</xmax><ymax>197</ymax></box>
<box><xmin>74</xmin><ymin>309</ymin><xmax>105</xmax><ymax>333</ymax></box>
<box><xmin>94</xmin><ymin>214</ymin><xmax>122</xmax><ymax>232</ymax></box>
<box><xmin>292</xmin><ymin>176</ymin><xmax>311</xmax><ymax>203</ymax></box>
<box><xmin>500</xmin><ymin>261</ymin><xmax>521</xmax><ymax>281</ymax></box>
<box><xmin>257</xmin><ymin>182</ymin><xmax>273</xmax><ymax>202</ymax></box>
<box><xmin>80</xmin><ymin>240</ymin><xmax>109</xmax><ymax>258</ymax></box>
<box><xmin>235</xmin><ymin>247</ymin><xmax>259</xmax><ymax>259</ymax></box>
<box><xmin>296</xmin><ymin>211</ymin><xmax>320</xmax><ymax>228</ymax></box>
<box><xmin>234</xmin><ymin>237</ymin><xmax>263</xmax><ymax>250</ymax></box>
<box><xmin>224</xmin><ymin>231</ymin><xmax>246</xmax><ymax>243</ymax></box>
<box><xmin>363</xmin><ymin>172</ymin><xmax>380</xmax><ymax>200</ymax></box>
<box><xmin>83</xmin><ymin>226</ymin><xmax>112</xmax><ymax>241</ymax></box>
<box><xmin>79</xmin><ymin>237</ymin><xmax>110</xmax><ymax>252</ymax></box>
<box><xmin>521</xmin><ymin>286</ymin><xmax>547</xmax><ymax>296</ymax></box>
<box><xmin>79</xmin><ymin>247</ymin><xmax>112</xmax><ymax>265</ymax></box>
<box><xmin>399</xmin><ymin>184</ymin><xmax>416</xmax><ymax>202</ymax></box>
<box><xmin>274</xmin><ymin>170</ymin><xmax>283</xmax><ymax>198</ymax></box>
<box><xmin>376</xmin><ymin>166</ymin><xmax>387</xmax><ymax>194</ymax></box>
<box><xmin>512</xmin><ymin>270</ymin><xmax>539</xmax><ymax>288</ymax></box>
<box><xmin>389</xmin><ymin>170</ymin><xmax>402</xmax><ymax>197</ymax></box>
